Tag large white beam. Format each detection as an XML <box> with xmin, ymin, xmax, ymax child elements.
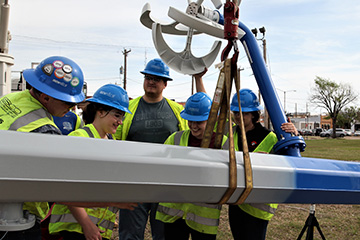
<box><xmin>0</xmin><ymin>130</ymin><xmax>359</xmax><ymax>204</ymax></box>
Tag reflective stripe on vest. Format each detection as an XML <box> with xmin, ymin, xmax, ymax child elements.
<box><xmin>222</xmin><ymin>137</ymin><xmax>229</xmax><ymax>150</ymax></box>
<box><xmin>235</xmin><ymin>130</ymin><xmax>279</xmax><ymax>220</ymax></box>
<box><xmin>49</xmin><ymin>126</ymin><xmax>117</xmax><ymax>238</ymax></box>
<box><xmin>247</xmin><ymin>203</ymin><xmax>277</xmax><ymax>215</ymax></box>
<box><xmin>82</xmin><ymin>126</ymin><xmax>114</xmax><ymax>139</ymax></box>
<box><xmin>158</xmin><ymin>130</ymin><xmax>228</xmax><ymax>234</ymax></box>
<box><xmin>173</xmin><ymin>130</ymin><xmax>229</xmax><ymax>149</ymax></box>
<box><xmin>157</xmin><ymin>204</ymin><xmax>220</xmax><ymax>227</ymax></box>
<box><xmin>9</xmin><ymin>108</ymin><xmax>51</xmax><ymax>130</ymax></box>
<box><xmin>239</xmin><ymin>203</ymin><xmax>278</xmax><ymax>221</ymax></box>
<box><xmin>49</xmin><ymin>207</ymin><xmax>117</xmax><ymax>230</ymax></box>
<box><xmin>49</xmin><ymin>205</ymin><xmax>117</xmax><ymax>239</ymax></box>
<box><xmin>0</xmin><ymin>91</ymin><xmax>55</xmax><ymax>219</ymax></box>
<box><xmin>173</xmin><ymin>131</ymin><xmax>184</xmax><ymax>145</ymax></box>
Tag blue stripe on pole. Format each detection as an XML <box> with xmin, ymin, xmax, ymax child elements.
<box><xmin>284</xmin><ymin>157</ymin><xmax>360</xmax><ymax>204</ymax></box>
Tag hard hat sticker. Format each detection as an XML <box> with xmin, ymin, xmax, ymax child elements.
<box><xmin>52</xmin><ymin>79</ymin><xmax>67</xmax><ymax>87</ymax></box>
<box><xmin>54</xmin><ymin>68</ymin><xmax>65</xmax><ymax>79</ymax></box>
<box><xmin>63</xmin><ymin>74</ymin><xmax>72</xmax><ymax>82</ymax></box>
<box><xmin>71</xmin><ymin>77</ymin><xmax>80</xmax><ymax>87</ymax></box>
<box><xmin>53</xmin><ymin>60</ymin><xmax>64</xmax><ymax>69</ymax></box>
<box><xmin>99</xmin><ymin>91</ymin><xmax>115</xmax><ymax>98</ymax></box>
<box><xmin>63</xmin><ymin>65</ymin><xmax>73</xmax><ymax>73</ymax></box>
<box><xmin>42</xmin><ymin>64</ymin><xmax>54</xmax><ymax>76</ymax></box>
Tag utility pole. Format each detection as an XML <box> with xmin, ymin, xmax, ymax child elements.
<box><xmin>251</xmin><ymin>26</ymin><xmax>270</xmax><ymax>129</ymax></box>
<box><xmin>277</xmin><ymin>88</ymin><xmax>296</xmax><ymax>114</ymax></box>
<box><xmin>122</xmin><ymin>48</ymin><xmax>131</xmax><ymax>90</ymax></box>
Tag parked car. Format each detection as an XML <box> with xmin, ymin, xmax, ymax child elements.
<box><xmin>354</xmin><ymin>131</ymin><xmax>360</xmax><ymax>136</ymax></box>
<box><xmin>312</xmin><ymin>128</ymin><xmax>324</xmax><ymax>136</ymax></box>
<box><xmin>344</xmin><ymin>129</ymin><xmax>352</xmax><ymax>136</ymax></box>
<box><xmin>299</xmin><ymin>129</ymin><xmax>313</xmax><ymax>136</ymax></box>
<box><xmin>319</xmin><ymin>128</ymin><xmax>346</xmax><ymax>137</ymax></box>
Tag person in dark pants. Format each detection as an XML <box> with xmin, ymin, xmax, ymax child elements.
<box><xmin>228</xmin><ymin>89</ymin><xmax>298</xmax><ymax>240</ymax></box>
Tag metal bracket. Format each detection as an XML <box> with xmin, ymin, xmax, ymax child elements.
<box><xmin>140</xmin><ymin>1</ymin><xmax>230</xmax><ymax>75</ymax></box>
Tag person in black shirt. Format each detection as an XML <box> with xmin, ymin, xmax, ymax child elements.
<box><xmin>229</xmin><ymin>89</ymin><xmax>298</xmax><ymax>240</ymax></box>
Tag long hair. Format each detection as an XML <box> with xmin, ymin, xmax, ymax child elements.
<box><xmin>82</xmin><ymin>102</ymin><xmax>113</xmax><ymax>124</ymax></box>
<box><xmin>251</xmin><ymin>110</ymin><xmax>261</xmax><ymax>124</ymax></box>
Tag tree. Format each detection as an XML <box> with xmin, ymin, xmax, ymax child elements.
<box><xmin>309</xmin><ymin>76</ymin><xmax>358</xmax><ymax>138</ymax></box>
<box><xmin>337</xmin><ymin>106</ymin><xmax>360</xmax><ymax>129</ymax></box>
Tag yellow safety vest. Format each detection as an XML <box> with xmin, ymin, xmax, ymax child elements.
<box><xmin>49</xmin><ymin>205</ymin><xmax>117</xmax><ymax>239</ymax></box>
<box><xmin>0</xmin><ymin>90</ymin><xmax>58</xmax><ymax>132</ymax></box>
<box><xmin>233</xmin><ymin>128</ymin><xmax>279</xmax><ymax>221</ymax></box>
<box><xmin>115</xmin><ymin>96</ymin><xmax>188</xmax><ymax>140</ymax></box>
<box><xmin>0</xmin><ymin>90</ymin><xmax>61</xmax><ymax>219</ymax></box>
<box><xmin>49</xmin><ymin>124</ymin><xmax>117</xmax><ymax>239</ymax></box>
<box><xmin>156</xmin><ymin>130</ymin><xmax>228</xmax><ymax>235</ymax></box>
<box><xmin>68</xmin><ymin>123</ymin><xmax>115</xmax><ymax>139</ymax></box>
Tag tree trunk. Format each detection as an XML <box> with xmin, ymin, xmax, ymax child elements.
<box><xmin>332</xmin><ymin>118</ymin><xmax>337</xmax><ymax>138</ymax></box>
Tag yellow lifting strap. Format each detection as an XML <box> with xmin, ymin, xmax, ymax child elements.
<box><xmin>201</xmin><ymin>58</ymin><xmax>253</xmax><ymax>205</ymax></box>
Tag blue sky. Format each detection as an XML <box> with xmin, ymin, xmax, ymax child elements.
<box><xmin>7</xmin><ymin>0</ymin><xmax>360</xmax><ymax>114</ymax></box>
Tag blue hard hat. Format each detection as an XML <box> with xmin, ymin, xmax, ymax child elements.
<box><xmin>140</xmin><ymin>58</ymin><xmax>172</xmax><ymax>81</ymax></box>
<box><xmin>23</xmin><ymin>56</ymin><xmax>85</xmax><ymax>103</ymax></box>
<box><xmin>86</xmin><ymin>84</ymin><xmax>131</xmax><ymax>114</ymax></box>
<box><xmin>180</xmin><ymin>92</ymin><xmax>212</xmax><ymax>121</ymax></box>
<box><xmin>230</xmin><ymin>89</ymin><xmax>263</xmax><ymax>112</ymax></box>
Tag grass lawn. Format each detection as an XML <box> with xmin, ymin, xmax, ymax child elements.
<box><xmin>113</xmin><ymin>138</ymin><xmax>360</xmax><ymax>240</ymax></box>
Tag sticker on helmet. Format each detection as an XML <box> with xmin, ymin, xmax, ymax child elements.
<box><xmin>63</xmin><ymin>64</ymin><xmax>73</xmax><ymax>73</ymax></box>
<box><xmin>54</xmin><ymin>68</ymin><xmax>65</xmax><ymax>79</ymax></box>
<box><xmin>53</xmin><ymin>60</ymin><xmax>64</xmax><ymax>69</ymax></box>
<box><xmin>63</xmin><ymin>74</ymin><xmax>72</xmax><ymax>82</ymax></box>
<box><xmin>42</xmin><ymin>64</ymin><xmax>54</xmax><ymax>76</ymax></box>
<box><xmin>71</xmin><ymin>77</ymin><xmax>80</xmax><ymax>87</ymax></box>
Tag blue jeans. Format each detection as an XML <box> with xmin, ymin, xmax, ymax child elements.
<box><xmin>119</xmin><ymin>203</ymin><xmax>164</xmax><ymax>240</ymax></box>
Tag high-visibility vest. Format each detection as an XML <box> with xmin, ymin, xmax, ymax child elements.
<box><xmin>156</xmin><ymin>130</ymin><xmax>228</xmax><ymax>235</ymax></box>
<box><xmin>49</xmin><ymin>124</ymin><xmax>117</xmax><ymax>239</ymax></box>
<box><xmin>115</xmin><ymin>96</ymin><xmax>188</xmax><ymax>140</ymax></box>
<box><xmin>49</xmin><ymin>205</ymin><xmax>117</xmax><ymax>239</ymax></box>
<box><xmin>0</xmin><ymin>90</ymin><xmax>62</xmax><ymax>219</ymax></box>
<box><xmin>0</xmin><ymin>90</ymin><xmax>59</xmax><ymax>132</ymax></box>
<box><xmin>233</xmin><ymin>127</ymin><xmax>279</xmax><ymax>221</ymax></box>
<box><xmin>68</xmin><ymin>123</ymin><xmax>115</xmax><ymax>139</ymax></box>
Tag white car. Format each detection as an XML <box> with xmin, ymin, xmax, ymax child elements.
<box><xmin>344</xmin><ymin>129</ymin><xmax>352</xmax><ymax>136</ymax></box>
<box><xmin>354</xmin><ymin>131</ymin><xmax>360</xmax><ymax>136</ymax></box>
<box><xmin>319</xmin><ymin>128</ymin><xmax>346</xmax><ymax>138</ymax></box>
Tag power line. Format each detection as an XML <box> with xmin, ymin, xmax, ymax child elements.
<box><xmin>11</xmin><ymin>34</ymin><xmax>151</xmax><ymax>49</ymax></box>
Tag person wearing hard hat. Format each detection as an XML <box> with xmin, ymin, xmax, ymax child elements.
<box><xmin>116</xmin><ymin>58</ymin><xmax>190</xmax><ymax>240</ymax></box>
<box><xmin>155</xmin><ymin>92</ymin><xmax>228</xmax><ymax>240</ymax></box>
<box><xmin>48</xmin><ymin>84</ymin><xmax>137</xmax><ymax>240</ymax></box>
<box><xmin>0</xmin><ymin>56</ymin><xmax>85</xmax><ymax>240</ymax></box>
<box><xmin>228</xmin><ymin>89</ymin><xmax>298</xmax><ymax>240</ymax></box>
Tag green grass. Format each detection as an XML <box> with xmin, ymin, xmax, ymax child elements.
<box><xmin>301</xmin><ymin>138</ymin><xmax>360</xmax><ymax>162</ymax></box>
<box><xmin>267</xmin><ymin>138</ymin><xmax>360</xmax><ymax>240</ymax></box>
